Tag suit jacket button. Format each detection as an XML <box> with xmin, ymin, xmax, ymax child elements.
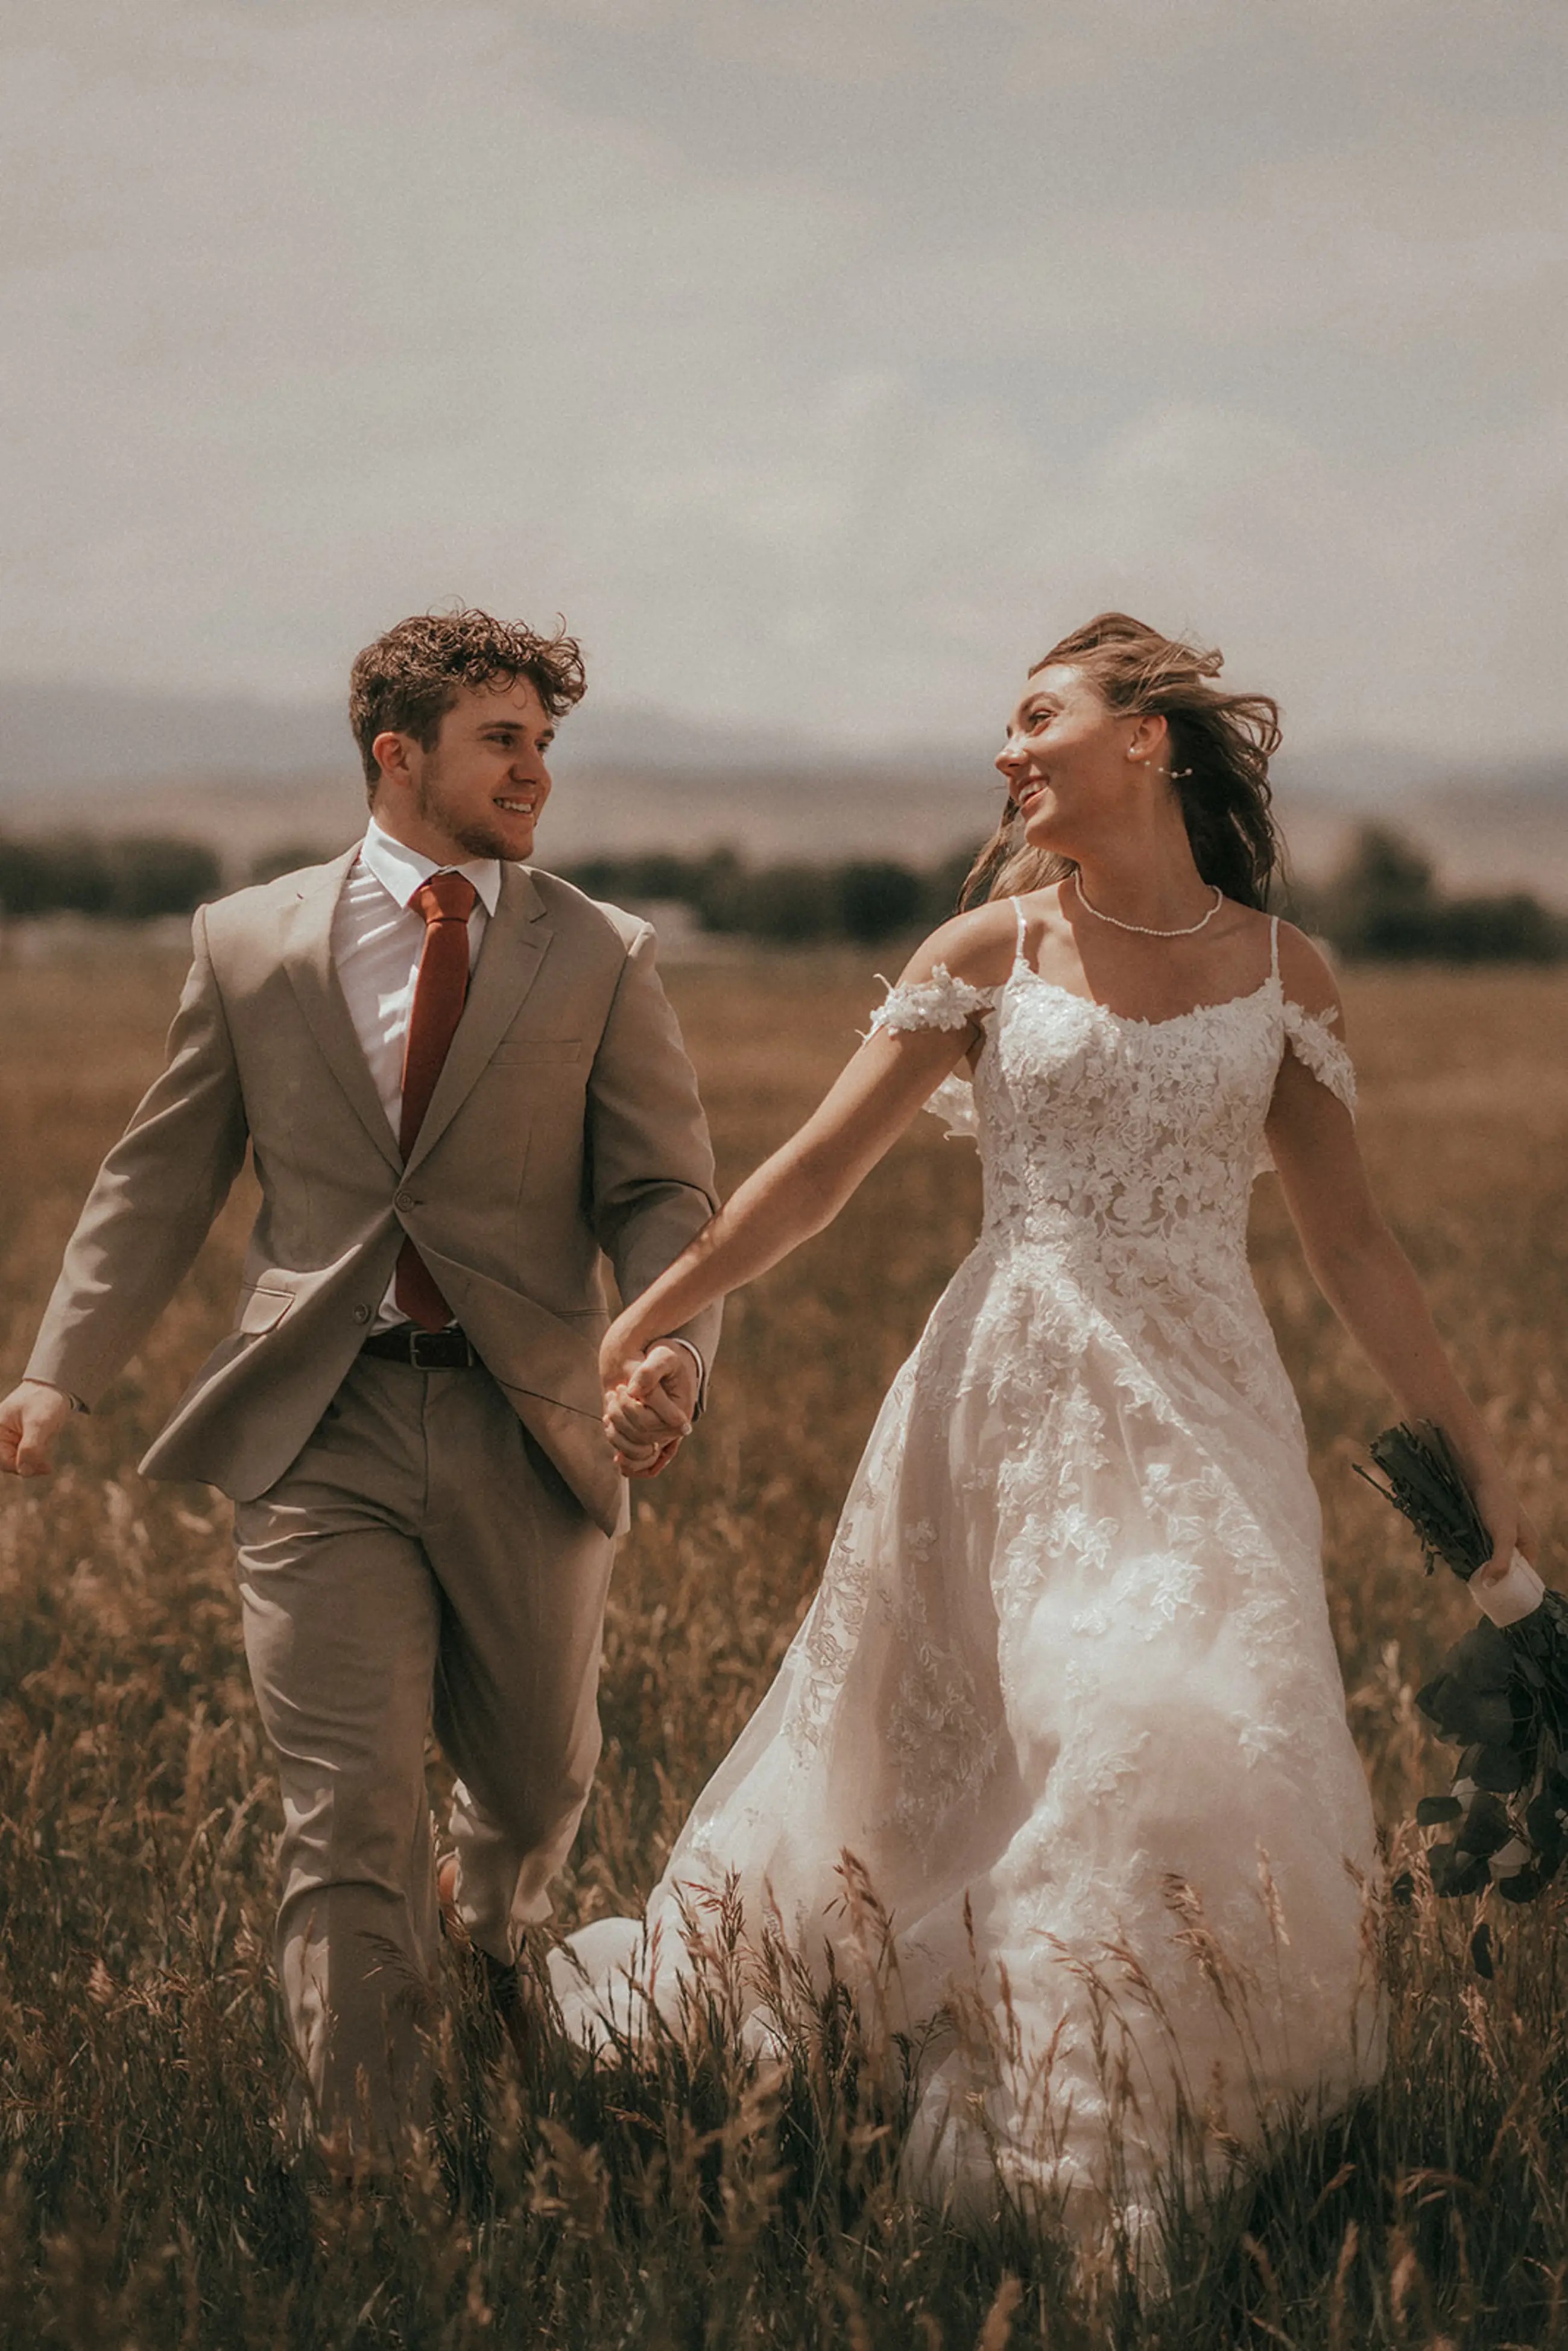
<box><xmin>353</xmin><ymin>1305</ymin><xmax>371</xmax><ymax>1324</ymax></box>
<box><xmin>395</xmin><ymin>1190</ymin><xmax>417</xmax><ymax>1211</ymax></box>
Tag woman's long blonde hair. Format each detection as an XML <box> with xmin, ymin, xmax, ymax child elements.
<box><xmin>961</xmin><ymin>612</ymin><xmax>1285</xmax><ymax>913</ymax></box>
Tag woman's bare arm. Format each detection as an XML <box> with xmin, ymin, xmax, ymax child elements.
<box><xmin>607</xmin><ymin>1024</ymin><xmax>969</xmax><ymax>1359</ymax></box>
<box><xmin>600</xmin><ymin>908</ymin><xmax>1013</xmax><ymax>1450</ymax></box>
<box><xmin>1266</xmin><ymin>929</ymin><xmax>1535</xmax><ymax>1584</ymax></box>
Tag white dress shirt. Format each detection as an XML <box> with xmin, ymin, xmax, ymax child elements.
<box><xmin>330</xmin><ymin>821</ymin><xmax>704</xmax><ymax>1388</ymax></box>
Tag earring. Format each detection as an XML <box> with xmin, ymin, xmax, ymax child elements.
<box><xmin>1128</xmin><ymin>747</ymin><xmax>1193</xmax><ymax>780</ymax></box>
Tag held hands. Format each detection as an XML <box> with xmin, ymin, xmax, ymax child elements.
<box><xmin>0</xmin><ymin>1380</ymin><xmax>75</xmax><ymax>1478</ymax></box>
<box><xmin>599</xmin><ymin>1326</ymin><xmax>698</xmax><ymax>1479</ymax></box>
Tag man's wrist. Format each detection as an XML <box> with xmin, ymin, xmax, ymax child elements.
<box><xmin>655</xmin><ymin>1336</ymin><xmax>704</xmax><ymax>1388</ymax></box>
<box><xmin>25</xmin><ymin>1378</ymin><xmax>84</xmax><ymax>1414</ymax></box>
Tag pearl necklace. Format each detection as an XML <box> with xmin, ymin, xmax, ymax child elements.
<box><xmin>1073</xmin><ymin>871</ymin><xmax>1223</xmax><ymax>938</ymax></box>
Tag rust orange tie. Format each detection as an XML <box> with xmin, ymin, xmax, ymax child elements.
<box><xmin>394</xmin><ymin>872</ymin><xmax>478</xmax><ymax>1329</ymax></box>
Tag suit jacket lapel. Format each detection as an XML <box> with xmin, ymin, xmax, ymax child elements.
<box><xmin>280</xmin><ymin>849</ymin><xmax>403</xmax><ymax>1174</ymax></box>
<box><xmin>404</xmin><ymin>862</ymin><xmax>554</xmax><ymax>1174</ymax></box>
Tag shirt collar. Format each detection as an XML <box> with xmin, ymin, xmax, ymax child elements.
<box><xmin>358</xmin><ymin>817</ymin><xmax>502</xmax><ymax>917</ymax></box>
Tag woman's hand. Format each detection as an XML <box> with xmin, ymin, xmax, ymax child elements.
<box><xmin>599</xmin><ymin>1310</ymin><xmax>648</xmax><ymax>1402</ymax></box>
<box><xmin>1468</xmin><ymin>1461</ymin><xmax>1540</xmax><ymax>1591</ymax></box>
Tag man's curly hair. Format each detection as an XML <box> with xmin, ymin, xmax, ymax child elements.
<box><xmin>349</xmin><ymin>607</ymin><xmax>587</xmax><ymax>795</ymax></box>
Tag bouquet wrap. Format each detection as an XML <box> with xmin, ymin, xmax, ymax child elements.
<box><xmin>1471</xmin><ymin>1548</ymin><xmax>1546</xmax><ymax>1630</ymax></box>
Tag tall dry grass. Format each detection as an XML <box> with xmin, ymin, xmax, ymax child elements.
<box><xmin>1</xmin><ymin>937</ymin><xmax>1566</xmax><ymax>2347</ymax></box>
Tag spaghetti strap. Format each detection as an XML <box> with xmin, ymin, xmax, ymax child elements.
<box><xmin>1269</xmin><ymin>914</ymin><xmax>1280</xmax><ymax>982</ymax></box>
<box><xmin>1013</xmin><ymin>895</ymin><xmax>1029</xmax><ymax>968</ymax></box>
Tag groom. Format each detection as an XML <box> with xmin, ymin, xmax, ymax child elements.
<box><xmin>0</xmin><ymin>607</ymin><xmax>721</xmax><ymax>2142</ymax></box>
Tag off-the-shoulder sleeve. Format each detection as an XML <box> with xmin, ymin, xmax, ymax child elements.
<box><xmin>1256</xmin><ymin>999</ymin><xmax>1358</xmax><ymax>1177</ymax></box>
<box><xmin>865</xmin><ymin>964</ymin><xmax>996</xmax><ymax>1146</ymax></box>
<box><xmin>1282</xmin><ymin>1000</ymin><xmax>1357</xmax><ymax>1114</ymax></box>
<box><xmin>867</xmin><ymin>964</ymin><xmax>999</xmax><ymax>1037</ymax></box>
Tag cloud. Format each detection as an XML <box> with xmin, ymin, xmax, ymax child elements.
<box><xmin>0</xmin><ymin>0</ymin><xmax>1563</xmax><ymax>760</ymax></box>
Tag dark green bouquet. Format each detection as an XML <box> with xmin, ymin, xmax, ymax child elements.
<box><xmin>1359</xmin><ymin>1422</ymin><xmax>1564</xmax><ymax>1913</ymax></box>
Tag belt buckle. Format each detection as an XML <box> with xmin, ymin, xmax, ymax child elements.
<box><xmin>409</xmin><ymin>1327</ymin><xmax>460</xmax><ymax>1370</ymax></box>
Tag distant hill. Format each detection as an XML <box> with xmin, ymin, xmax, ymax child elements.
<box><xmin>0</xmin><ymin>680</ymin><xmax>837</xmax><ymax>788</ymax></box>
<box><xmin>0</xmin><ymin>682</ymin><xmax>349</xmax><ymax>786</ymax></box>
<box><xmin>1</xmin><ymin>677</ymin><xmax>1564</xmax><ymax>901</ymax></box>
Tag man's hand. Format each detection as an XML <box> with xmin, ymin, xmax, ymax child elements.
<box><xmin>602</xmin><ymin>1341</ymin><xmax>698</xmax><ymax>1480</ymax></box>
<box><xmin>0</xmin><ymin>1380</ymin><xmax>75</xmax><ymax>1478</ymax></box>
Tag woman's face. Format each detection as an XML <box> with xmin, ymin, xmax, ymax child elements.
<box><xmin>996</xmin><ymin>662</ymin><xmax>1159</xmax><ymax>855</ymax></box>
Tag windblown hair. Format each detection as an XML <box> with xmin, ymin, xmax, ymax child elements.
<box><xmin>349</xmin><ymin>607</ymin><xmax>587</xmax><ymax>796</ymax></box>
<box><xmin>961</xmin><ymin>612</ymin><xmax>1284</xmax><ymax>912</ymax></box>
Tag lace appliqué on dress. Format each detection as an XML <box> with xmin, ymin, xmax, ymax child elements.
<box><xmin>925</xmin><ymin>1075</ymin><xmax>980</xmax><ymax>1139</ymax></box>
<box><xmin>868</xmin><ymin>964</ymin><xmax>999</xmax><ymax>1037</ymax></box>
<box><xmin>867</xmin><ymin>966</ymin><xmax>997</xmax><ymax>1142</ymax></box>
<box><xmin>1256</xmin><ymin>1001</ymin><xmax>1357</xmax><ymax>1178</ymax></box>
<box><xmin>1281</xmin><ymin>1001</ymin><xmax>1356</xmax><ymax>1113</ymax></box>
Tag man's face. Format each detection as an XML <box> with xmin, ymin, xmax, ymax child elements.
<box><xmin>375</xmin><ymin>676</ymin><xmax>555</xmax><ymax>864</ymax></box>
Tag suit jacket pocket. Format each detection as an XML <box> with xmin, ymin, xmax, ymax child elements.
<box><xmin>236</xmin><ymin>1283</ymin><xmax>294</xmax><ymax>1336</ymax></box>
<box><xmin>491</xmin><ymin>1038</ymin><xmax>583</xmax><ymax>1068</ymax></box>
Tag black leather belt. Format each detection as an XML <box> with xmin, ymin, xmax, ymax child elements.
<box><xmin>360</xmin><ymin>1325</ymin><xmax>482</xmax><ymax>1370</ymax></box>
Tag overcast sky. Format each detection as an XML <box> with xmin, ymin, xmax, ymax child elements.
<box><xmin>3</xmin><ymin>0</ymin><xmax>1564</xmax><ymax>759</ymax></box>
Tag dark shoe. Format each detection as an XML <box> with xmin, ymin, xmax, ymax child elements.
<box><xmin>477</xmin><ymin>1947</ymin><xmax>530</xmax><ymax>2073</ymax></box>
<box><xmin>438</xmin><ymin>1854</ymin><xmax>528</xmax><ymax>2070</ymax></box>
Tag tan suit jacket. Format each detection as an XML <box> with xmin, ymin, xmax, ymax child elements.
<box><xmin>26</xmin><ymin>850</ymin><xmax>721</xmax><ymax>1536</ymax></box>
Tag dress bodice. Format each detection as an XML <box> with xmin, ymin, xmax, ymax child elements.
<box><xmin>976</xmin><ymin>966</ymin><xmax>1284</xmax><ymax>1272</ymax></box>
<box><xmin>870</xmin><ymin>913</ymin><xmax>1356</xmax><ymax>1355</ymax></box>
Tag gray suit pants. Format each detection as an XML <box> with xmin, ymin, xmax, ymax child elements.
<box><xmin>233</xmin><ymin>1354</ymin><xmax>614</xmax><ymax>2142</ymax></box>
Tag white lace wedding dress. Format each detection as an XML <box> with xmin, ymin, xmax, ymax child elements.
<box><xmin>552</xmin><ymin>908</ymin><xmax>1383</xmax><ymax>2246</ymax></box>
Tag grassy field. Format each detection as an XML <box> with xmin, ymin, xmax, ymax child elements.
<box><xmin>1</xmin><ymin>938</ymin><xmax>1566</xmax><ymax>2347</ymax></box>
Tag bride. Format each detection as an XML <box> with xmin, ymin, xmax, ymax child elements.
<box><xmin>552</xmin><ymin>612</ymin><xmax>1535</xmax><ymax>2247</ymax></box>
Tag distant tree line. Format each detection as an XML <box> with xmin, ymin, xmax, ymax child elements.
<box><xmin>1291</xmin><ymin>826</ymin><xmax>1564</xmax><ymax>962</ymax></box>
<box><xmin>0</xmin><ymin>837</ymin><xmax>350</xmax><ymax>920</ymax></box>
<box><xmin>0</xmin><ymin>822</ymin><xmax>1562</xmax><ymax>960</ymax></box>
<box><xmin>563</xmin><ymin>828</ymin><xmax>1566</xmax><ymax>960</ymax></box>
<box><xmin>558</xmin><ymin>847</ymin><xmax>979</xmax><ymax>945</ymax></box>
<box><xmin>0</xmin><ymin>834</ymin><xmax>223</xmax><ymax>921</ymax></box>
